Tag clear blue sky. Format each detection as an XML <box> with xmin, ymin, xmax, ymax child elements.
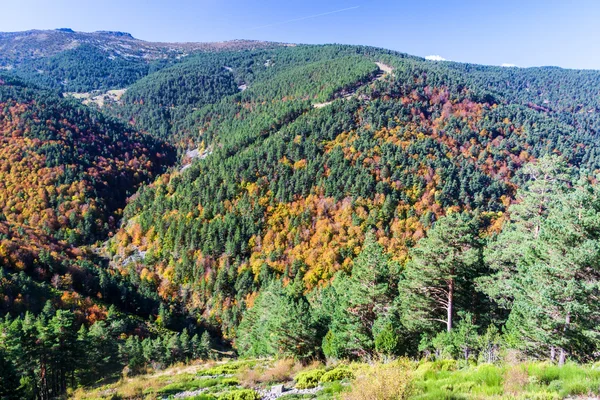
<box><xmin>2</xmin><ymin>0</ymin><xmax>600</xmax><ymax>69</ymax></box>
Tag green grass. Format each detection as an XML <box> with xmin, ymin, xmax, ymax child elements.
<box><xmin>197</xmin><ymin>360</ymin><xmax>257</xmax><ymax>376</ymax></box>
<box><xmin>412</xmin><ymin>363</ymin><xmax>504</xmax><ymax>399</ymax></box>
<box><xmin>411</xmin><ymin>361</ymin><xmax>600</xmax><ymax>399</ymax></box>
<box><xmin>157</xmin><ymin>378</ymin><xmax>221</xmax><ymax>395</ymax></box>
<box><xmin>316</xmin><ymin>381</ymin><xmax>350</xmax><ymax>399</ymax></box>
<box><xmin>525</xmin><ymin>362</ymin><xmax>600</xmax><ymax>398</ymax></box>
<box><xmin>187</xmin><ymin>395</ymin><xmax>217</xmax><ymax>400</ymax></box>
<box><xmin>72</xmin><ymin>358</ymin><xmax>600</xmax><ymax>400</ymax></box>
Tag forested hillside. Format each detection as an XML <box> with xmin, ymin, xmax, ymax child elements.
<box><xmin>0</xmin><ymin>75</ymin><xmax>217</xmax><ymax>398</ymax></box>
<box><xmin>0</xmin><ymin>29</ymin><xmax>281</xmax><ymax>92</ymax></box>
<box><xmin>3</xmin><ymin>33</ymin><xmax>600</xmax><ymax>399</ymax></box>
<box><xmin>109</xmin><ymin>45</ymin><xmax>600</xmax><ymax>340</ymax></box>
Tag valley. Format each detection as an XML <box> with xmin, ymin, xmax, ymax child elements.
<box><xmin>2</xmin><ymin>27</ymin><xmax>600</xmax><ymax>400</ymax></box>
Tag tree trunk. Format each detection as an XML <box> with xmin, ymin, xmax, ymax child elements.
<box><xmin>558</xmin><ymin>312</ymin><xmax>571</xmax><ymax>366</ymax></box>
<box><xmin>550</xmin><ymin>346</ymin><xmax>555</xmax><ymax>362</ymax></box>
<box><xmin>447</xmin><ymin>278</ymin><xmax>454</xmax><ymax>332</ymax></box>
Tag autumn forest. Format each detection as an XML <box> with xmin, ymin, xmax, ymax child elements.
<box><xmin>3</xmin><ymin>29</ymin><xmax>600</xmax><ymax>399</ymax></box>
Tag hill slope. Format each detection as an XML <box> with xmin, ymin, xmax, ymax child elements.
<box><xmin>0</xmin><ymin>74</ymin><xmax>177</xmax><ymax>313</ymax></box>
<box><xmin>4</xmin><ymin>38</ymin><xmax>600</xmax><ymax>398</ymax></box>
<box><xmin>107</xmin><ymin>45</ymin><xmax>600</xmax><ymax>338</ymax></box>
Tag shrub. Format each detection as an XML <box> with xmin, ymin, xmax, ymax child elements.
<box><xmin>189</xmin><ymin>395</ymin><xmax>217</xmax><ymax>400</ymax></box>
<box><xmin>319</xmin><ymin>381</ymin><xmax>349</xmax><ymax>397</ymax></box>
<box><xmin>343</xmin><ymin>359</ymin><xmax>412</xmax><ymax>400</ymax></box>
<box><xmin>527</xmin><ymin>363</ymin><xmax>560</xmax><ymax>385</ymax></box>
<box><xmin>374</xmin><ymin>324</ymin><xmax>401</xmax><ymax>356</ymax></box>
<box><xmin>295</xmin><ymin>368</ymin><xmax>325</xmax><ymax>389</ymax></box>
<box><xmin>515</xmin><ymin>392</ymin><xmax>560</xmax><ymax>400</ymax></box>
<box><xmin>218</xmin><ymin>389</ymin><xmax>260</xmax><ymax>400</ymax></box>
<box><xmin>221</xmin><ymin>378</ymin><xmax>239</xmax><ymax>386</ymax></box>
<box><xmin>320</xmin><ymin>367</ymin><xmax>355</xmax><ymax>383</ymax></box>
<box><xmin>237</xmin><ymin>366</ymin><xmax>263</xmax><ymax>388</ymax></box>
<box><xmin>560</xmin><ymin>380</ymin><xmax>589</xmax><ymax>397</ymax></box>
<box><xmin>262</xmin><ymin>359</ymin><xmax>296</xmax><ymax>383</ymax></box>
<box><xmin>434</xmin><ymin>359</ymin><xmax>458</xmax><ymax>371</ymax></box>
<box><xmin>199</xmin><ymin>361</ymin><xmax>255</xmax><ymax>376</ymax></box>
<box><xmin>546</xmin><ymin>380</ymin><xmax>562</xmax><ymax>392</ymax></box>
<box><xmin>158</xmin><ymin>379</ymin><xmax>219</xmax><ymax>395</ymax></box>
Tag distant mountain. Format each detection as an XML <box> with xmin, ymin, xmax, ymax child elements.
<box><xmin>0</xmin><ymin>29</ymin><xmax>284</xmax><ymax>91</ymax></box>
<box><xmin>0</xmin><ymin>29</ymin><xmax>281</xmax><ymax>63</ymax></box>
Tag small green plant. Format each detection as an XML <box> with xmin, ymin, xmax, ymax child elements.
<box><xmin>318</xmin><ymin>381</ymin><xmax>349</xmax><ymax>399</ymax></box>
<box><xmin>295</xmin><ymin>368</ymin><xmax>325</xmax><ymax>389</ymax></box>
<box><xmin>220</xmin><ymin>378</ymin><xmax>240</xmax><ymax>386</ymax></box>
<box><xmin>433</xmin><ymin>359</ymin><xmax>458</xmax><ymax>371</ymax></box>
<box><xmin>320</xmin><ymin>367</ymin><xmax>355</xmax><ymax>383</ymax></box>
<box><xmin>199</xmin><ymin>361</ymin><xmax>256</xmax><ymax>376</ymax></box>
<box><xmin>279</xmin><ymin>395</ymin><xmax>313</xmax><ymax>400</ymax></box>
<box><xmin>560</xmin><ymin>380</ymin><xmax>589</xmax><ymax>397</ymax></box>
<box><xmin>515</xmin><ymin>392</ymin><xmax>560</xmax><ymax>400</ymax></box>
<box><xmin>157</xmin><ymin>378</ymin><xmax>219</xmax><ymax>395</ymax></box>
<box><xmin>218</xmin><ymin>389</ymin><xmax>261</xmax><ymax>400</ymax></box>
<box><xmin>189</xmin><ymin>395</ymin><xmax>217</xmax><ymax>400</ymax></box>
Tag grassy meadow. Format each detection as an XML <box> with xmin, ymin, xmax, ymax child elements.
<box><xmin>70</xmin><ymin>358</ymin><xmax>600</xmax><ymax>400</ymax></box>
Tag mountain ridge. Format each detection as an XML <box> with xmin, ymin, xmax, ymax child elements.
<box><xmin>3</xmin><ymin>34</ymin><xmax>600</xmax><ymax>398</ymax></box>
<box><xmin>0</xmin><ymin>28</ymin><xmax>285</xmax><ymax>65</ymax></box>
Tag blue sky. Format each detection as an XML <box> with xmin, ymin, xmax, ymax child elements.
<box><xmin>2</xmin><ymin>0</ymin><xmax>600</xmax><ymax>69</ymax></box>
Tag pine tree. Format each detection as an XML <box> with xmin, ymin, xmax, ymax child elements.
<box><xmin>165</xmin><ymin>334</ymin><xmax>182</xmax><ymax>364</ymax></box>
<box><xmin>236</xmin><ymin>281</ymin><xmax>320</xmax><ymax>361</ymax></box>
<box><xmin>0</xmin><ymin>348</ymin><xmax>21</xmax><ymax>399</ymax></box>
<box><xmin>199</xmin><ymin>331</ymin><xmax>213</xmax><ymax>359</ymax></box>
<box><xmin>481</xmin><ymin>156</ymin><xmax>600</xmax><ymax>363</ymax></box>
<box><xmin>323</xmin><ymin>233</ymin><xmax>400</xmax><ymax>358</ymax></box>
<box><xmin>400</xmin><ymin>212</ymin><xmax>483</xmax><ymax>333</ymax></box>
<box><xmin>120</xmin><ymin>336</ymin><xmax>145</xmax><ymax>374</ymax></box>
<box><xmin>483</xmin><ymin>155</ymin><xmax>572</xmax><ymax>306</ymax></box>
<box><xmin>486</xmin><ymin>177</ymin><xmax>600</xmax><ymax>364</ymax></box>
<box><xmin>180</xmin><ymin>329</ymin><xmax>192</xmax><ymax>361</ymax></box>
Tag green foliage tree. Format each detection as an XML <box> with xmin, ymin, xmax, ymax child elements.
<box><xmin>0</xmin><ymin>348</ymin><xmax>21</xmax><ymax>399</ymax></box>
<box><xmin>400</xmin><ymin>212</ymin><xmax>483</xmax><ymax>333</ymax></box>
<box><xmin>482</xmin><ymin>157</ymin><xmax>600</xmax><ymax>364</ymax></box>
<box><xmin>236</xmin><ymin>280</ymin><xmax>321</xmax><ymax>361</ymax></box>
<box><xmin>321</xmin><ymin>233</ymin><xmax>400</xmax><ymax>358</ymax></box>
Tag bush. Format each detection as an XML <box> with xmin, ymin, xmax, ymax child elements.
<box><xmin>262</xmin><ymin>359</ymin><xmax>296</xmax><ymax>383</ymax></box>
<box><xmin>158</xmin><ymin>379</ymin><xmax>219</xmax><ymax>395</ymax></box>
<box><xmin>320</xmin><ymin>367</ymin><xmax>355</xmax><ymax>383</ymax></box>
<box><xmin>503</xmin><ymin>365</ymin><xmax>528</xmax><ymax>396</ymax></box>
<box><xmin>237</xmin><ymin>366</ymin><xmax>263</xmax><ymax>388</ymax></box>
<box><xmin>295</xmin><ymin>369</ymin><xmax>325</xmax><ymax>389</ymax></box>
<box><xmin>415</xmin><ymin>359</ymin><xmax>457</xmax><ymax>379</ymax></box>
<box><xmin>199</xmin><ymin>361</ymin><xmax>255</xmax><ymax>376</ymax></box>
<box><xmin>560</xmin><ymin>380</ymin><xmax>590</xmax><ymax>397</ymax></box>
<box><xmin>374</xmin><ymin>324</ymin><xmax>401</xmax><ymax>356</ymax></box>
<box><xmin>319</xmin><ymin>381</ymin><xmax>349</xmax><ymax>397</ymax></box>
<box><xmin>189</xmin><ymin>395</ymin><xmax>217</xmax><ymax>400</ymax></box>
<box><xmin>434</xmin><ymin>359</ymin><xmax>458</xmax><ymax>371</ymax></box>
<box><xmin>218</xmin><ymin>389</ymin><xmax>260</xmax><ymax>400</ymax></box>
<box><xmin>530</xmin><ymin>363</ymin><xmax>561</xmax><ymax>385</ymax></box>
<box><xmin>515</xmin><ymin>392</ymin><xmax>560</xmax><ymax>400</ymax></box>
<box><xmin>343</xmin><ymin>360</ymin><xmax>412</xmax><ymax>400</ymax></box>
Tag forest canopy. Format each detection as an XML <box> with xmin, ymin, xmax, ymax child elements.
<box><xmin>3</xmin><ymin>41</ymin><xmax>600</xmax><ymax>398</ymax></box>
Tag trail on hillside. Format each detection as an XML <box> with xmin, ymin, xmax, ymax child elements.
<box><xmin>313</xmin><ymin>61</ymin><xmax>393</xmax><ymax>108</ymax></box>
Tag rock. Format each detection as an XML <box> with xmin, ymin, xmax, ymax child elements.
<box><xmin>271</xmin><ymin>384</ymin><xmax>284</xmax><ymax>395</ymax></box>
<box><xmin>258</xmin><ymin>384</ymin><xmax>321</xmax><ymax>400</ymax></box>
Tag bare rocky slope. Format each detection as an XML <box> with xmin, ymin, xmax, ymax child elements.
<box><xmin>0</xmin><ymin>28</ymin><xmax>283</xmax><ymax>66</ymax></box>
